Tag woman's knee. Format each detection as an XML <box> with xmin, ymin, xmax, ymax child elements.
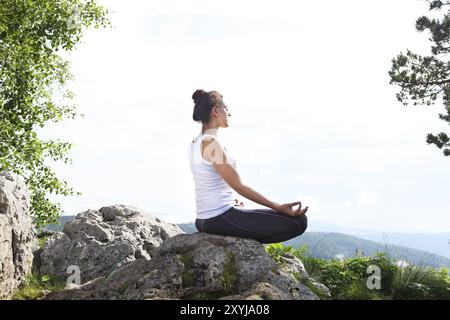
<box><xmin>195</xmin><ymin>219</ymin><xmax>202</xmax><ymax>232</ymax></box>
<box><xmin>301</xmin><ymin>214</ymin><xmax>308</xmax><ymax>230</ymax></box>
<box><xmin>294</xmin><ymin>214</ymin><xmax>308</xmax><ymax>235</ymax></box>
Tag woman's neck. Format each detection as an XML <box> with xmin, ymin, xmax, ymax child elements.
<box><xmin>201</xmin><ymin>125</ymin><xmax>218</xmax><ymax>136</ymax></box>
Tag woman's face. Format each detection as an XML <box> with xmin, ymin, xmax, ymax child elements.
<box><xmin>215</xmin><ymin>104</ymin><xmax>231</xmax><ymax>128</ymax></box>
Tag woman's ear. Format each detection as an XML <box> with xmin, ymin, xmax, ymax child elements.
<box><xmin>212</xmin><ymin>106</ymin><xmax>220</xmax><ymax>117</ymax></box>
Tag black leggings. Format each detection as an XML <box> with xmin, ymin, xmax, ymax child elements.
<box><xmin>195</xmin><ymin>206</ymin><xmax>308</xmax><ymax>244</ymax></box>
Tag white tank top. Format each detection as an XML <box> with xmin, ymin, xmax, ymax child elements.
<box><xmin>188</xmin><ymin>132</ymin><xmax>237</xmax><ymax>219</ymax></box>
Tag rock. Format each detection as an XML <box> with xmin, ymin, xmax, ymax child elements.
<box><xmin>39</xmin><ymin>204</ymin><xmax>184</xmax><ymax>284</ymax></box>
<box><xmin>0</xmin><ymin>171</ymin><xmax>37</xmax><ymax>299</ymax></box>
<box><xmin>308</xmin><ymin>278</ymin><xmax>332</xmax><ymax>297</ymax></box>
<box><xmin>278</xmin><ymin>252</ymin><xmax>331</xmax><ymax>298</ymax></box>
<box><xmin>43</xmin><ymin>233</ymin><xmax>319</xmax><ymax>300</ymax></box>
<box><xmin>278</xmin><ymin>252</ymin><xmax>310</xmax><ymax>278</ymax></box>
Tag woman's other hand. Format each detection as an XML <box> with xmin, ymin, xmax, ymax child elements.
<box><xmin>275</xmin><ymin>201</ymin><xmax>308</xmax><ymax>216</ymax></box>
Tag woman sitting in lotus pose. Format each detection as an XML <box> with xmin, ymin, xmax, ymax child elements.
<box><xmin>188</xmin><ymin>89</ymin><xmax>308</xmax><ymax>244</ymax></box>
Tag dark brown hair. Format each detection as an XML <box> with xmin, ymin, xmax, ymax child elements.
<box><xmin>192</xmin><ymin>89</ymin><xmax>225</xmax><ymax>123</ymax></box>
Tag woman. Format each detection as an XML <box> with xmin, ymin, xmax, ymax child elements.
<box><xmin>188</xmin><ymin>89</ymin><xmax>308</xmax><ymax>244</ymax></box>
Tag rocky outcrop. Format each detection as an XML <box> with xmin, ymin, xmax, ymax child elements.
<box><xmin>44</xmin><ymin>233</ymin><xmax>324</xmax><ymax>300</ymax></box>
<box><xmin>0</xmin><ymin>171</ymin><xmax>37</xmax><ymax>299</ymax></box>
<box><xmin>0</xmin><ymin>173</ymin><xmax>329</xmax><ymax>301</ymax></box>
<box><xmin>277</xmin><ymin>252</ymin><xmax>331</xmax><ymax>297</ymax></box>
<box><xmin>38</xmin><ymin>204</ymin><xmax>184</xmax><ymax>284</ymax></box>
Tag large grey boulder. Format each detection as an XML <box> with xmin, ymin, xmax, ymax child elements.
<box><xmin>39</xmin><ymin>204</ymin><xmax>184</xmax><ymax>284</ymax></box>
<box><xmin>44</xmin><ymin>233</ymin><xmax>321</xmax><ymax>300</ymax></box>
<box><xmin>0</xmin><ymin>171</ymin><xmax>37</xmax><ymax>299</ymax></box>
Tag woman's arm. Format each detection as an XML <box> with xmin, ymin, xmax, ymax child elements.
<box><xmin>201</xmin><ymin>137</ymin><xmax>309</xmax><ymax>216</ymax></box>
<box><xmin>233</xmin><ymin>183</ymin><xmax>280</xmax><ymax>210</ymax></box>
<box><xmin>221</xmin><ymin>166</ymin><xmax>308</xmax><ymax>216</ymax></box>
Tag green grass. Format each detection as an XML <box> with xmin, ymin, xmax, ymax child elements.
<box><xmin>11</xmin><ymin>230</ymin><xmax>66</xmax><ymax>300</ymax></box>
<box><xmin>391</xmin><ymin>265</ymin><xmax>450</xmax><ymax>299</ymax></box>
<box><xmin>11</xmin><ymin>272</ymin><xmax>66</xmax><ymax>300</ymax></box>
<box><xmin>264</xmin><ymin>243</ymin><xmax>450</xmax><ymax>300</ymax></box>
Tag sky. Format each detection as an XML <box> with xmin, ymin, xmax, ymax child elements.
<box><xmin>37</xmin><ymin>0</ymin><xmax>450</xmax><ymax>234</ymax></box>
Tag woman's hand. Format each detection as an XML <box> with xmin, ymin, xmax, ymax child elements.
<box><xmin>275</xmin><ymin>201</ymin><xmax>308</xmax><ymax>216</ymax></box>
<box><xmin>234</xmin><ymin>199</ymin><xmax>244</xmax><ymax>207</ymax></box>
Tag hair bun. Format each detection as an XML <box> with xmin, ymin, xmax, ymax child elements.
<box><xmin>192</xmin><ymin>89</ymin><xmax>207</xmax><ymax>104</ymax></box>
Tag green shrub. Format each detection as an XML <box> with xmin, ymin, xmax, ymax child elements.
<box><xmin>264</xmin><ymin>242</ymin><xmax>449</xmax><ymax>300</ymax></box>
<box><xmin>391</xmin><ymin>266</ymin><xmax>450</xmax><ymax>300</ymax></box>
<box><xmin>264</xmin><ymin>243</ymin><xmax>297</xmax><ymax>264</ymax></box>
<box><xmin>339</xmin><ymin>280</ymin><xmax>385</xmax><ymax>300</ymax></box>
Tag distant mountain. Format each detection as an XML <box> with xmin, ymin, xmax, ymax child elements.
<box><xmin>47</xmin><ymin>217</ymin><xmax>450</xmax><ymax>268</ymax></box>
<box><xmin>284</xmin><ymin>232</ymin><xmax>450</xmax><ymax>269</ymax></box>
<box><xmin>45</xmin><ymin>215</ymin><xmax>76</xmax><ymax>232</ymax></box>
<box><xmin>177</xmin><ymin>222</ymin><xmax>197</xmax><ymax>234</ymax></box>
<box><xmin>352</xmin><ymin>232</ymin><xmax>450</xmax><ymax>259</ymax></box>
<box><xmin>307</xmin><ymin>221</ymin><xmax>450</xmax><ymax>258</ymax></box>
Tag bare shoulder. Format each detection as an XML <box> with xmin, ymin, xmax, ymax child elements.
<box><xmin>201</xmin><ymin>136</ymin><xmax>227</xmax><ymax>163</ymax></box>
